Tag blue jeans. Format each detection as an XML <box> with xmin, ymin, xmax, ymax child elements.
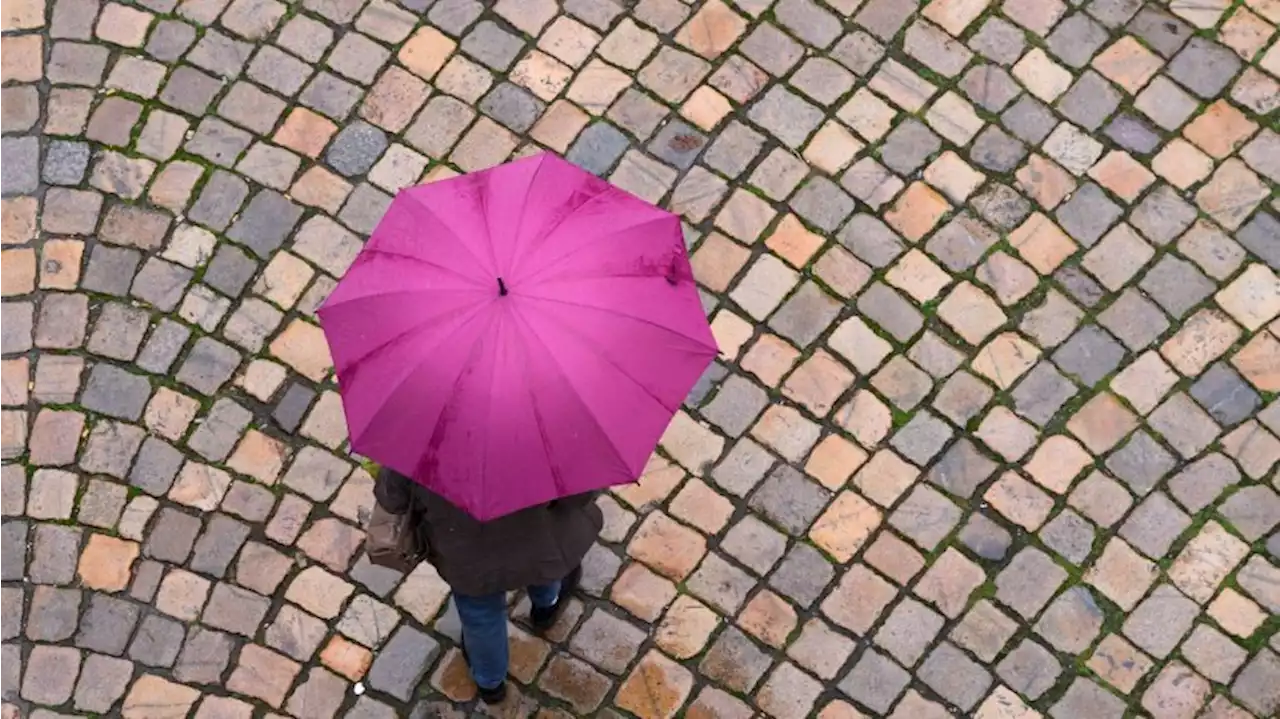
<box><xmin>453</xmin><ymin>580</ymin><xmax>560</xmax><ymax>689</ymax></box>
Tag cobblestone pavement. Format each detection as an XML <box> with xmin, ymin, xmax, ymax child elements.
<box><xmin>3</xmin><ymin>0</ymin><xmax>1280</xmax><ymax>716</ymax></box>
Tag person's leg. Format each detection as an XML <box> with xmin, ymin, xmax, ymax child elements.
<box><xmin>526</xmin><ymin>580</ymin><xmax>561</xmax><ymax>610</ymax></box>
<box><xmin>530</xmin><ymin>566</ymin><xmax>582</xmax><ymax>632</ymax></box>
<box><xmin>451</xmin><ymin>592</ymin><xmax>509</xmax><ymax>690</ymax></box>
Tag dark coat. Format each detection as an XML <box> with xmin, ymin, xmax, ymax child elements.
<box><xmin>373</xmin><ymin>468</ymin><xmax>603</xmax><ymax>597</ymax></box>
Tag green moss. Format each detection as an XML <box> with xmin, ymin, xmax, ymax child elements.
<box><xmin>359</xmin><ymin>456</ymin><xmax>382</xmax><ymax>476</ymax></box>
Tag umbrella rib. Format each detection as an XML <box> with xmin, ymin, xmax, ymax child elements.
<box><xmin>519</xmin><ymin>293</ymin><xmax>718</xmax><ymax>352</ymax></box>
<box><xmin>515</xmin><ymin>329</ymin><xmax>569</xmax><ymax>502</ymax></box>
<box><xmin>355</xmin><ymin>247</ymin><xmax>488</xmax><ymax>286</ymax></box>
<box><xmin>341</xmin><ymin>304</ymin><xmax>492</xmax><ymax>444</ymax></box>
<box><xmin>477</xmin><ymin>173</ymin><xmax>501</xmax><ymax>279</ymax></box>
<box><xmin>531</xmin><ymin>303</ymin><xmax>687</xmax><ymax>415</ymax></box>
<box><xmin>516</xmin><ymin>215</ymin><xmax>674</xmax><ymax>287</ymax></box>
<box><xmin>513</xmin><ymin>305</ymin><xmax>635</xmax><ymax>480</ymax></box>
<box><xmin>404</xmin><ymin>191</ymin><xmax>494</xmax><ymax>277</ymax></box>
<box><xmin>408</xmin><ymin>313</ymin><xmax>494</xmax><ymax>504</ymax></box>
<box><xmin>320</xmin><ymin>289</ymin><xmax>485</xmax><ymax>331</ymax></box>
<box><xmin>504</xmin><ymin>155</ymin><xmax>544</xmax><ymax>277</ymax></box>
<box><xmin>475</xmin><ymin>313</ymin><xmax>500</xmax><ymax>518</ymax></box>
<box><xmin>537</xmin><ymin>268</ymin><xmax>675</xmax><ymax>281</ymax></box>
<box><xmin>508</xmin><ymin>183</ymin><xmax>612</xmax><ymax>279</ymax></box>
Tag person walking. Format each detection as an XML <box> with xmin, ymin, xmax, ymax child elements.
<box><xmin>372</xmin><ymin>466</ymin><xmax>602</xmax><ymax>705</ymax></box>
<box><xmin>324</xmin><ymin>154</ymin><xmax>715</xmax><ymax>705</ymax></box>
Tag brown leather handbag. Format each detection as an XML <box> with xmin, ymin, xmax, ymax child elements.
<box><xmin>365</xmin><ymin>501</ymin><xmax>426</xmax><ymax>573</ymax></box>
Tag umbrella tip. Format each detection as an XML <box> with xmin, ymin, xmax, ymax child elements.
<box><xmin>498</xmin><ymin>277</ymin><xmax>508</xmax><ymax>296</ymax></box>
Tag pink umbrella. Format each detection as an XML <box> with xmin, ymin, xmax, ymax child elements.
<box><xmin>318</xmin><ymin>152</ymin><xmax>718</xmax><ymax>520</ymax></box>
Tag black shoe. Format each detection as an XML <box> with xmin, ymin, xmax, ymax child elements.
<box><xmin>476</xmin><ymin>681</ymin><xmax>507</xmax><ymax>705</ymax></box>
<box><xmin>458</xmin><ymin>639</ymin><xmax>508</xmax><ymax>705</ymax></box>
<box><xmin>531</xmin><ymin>565</ymin><xmax>582</xmax><ymax>633</ymax></box>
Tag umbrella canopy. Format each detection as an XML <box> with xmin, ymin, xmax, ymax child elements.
<box><xmin>318</xmin><ymin>152</ymin><xmax>718</xmax><ymax>520</ymax></box>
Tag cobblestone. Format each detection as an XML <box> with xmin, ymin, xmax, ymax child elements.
<box><xmin>5</xmin><ymin>0</ymin><xmax>1280</xmax><ymax>716</ymax></box>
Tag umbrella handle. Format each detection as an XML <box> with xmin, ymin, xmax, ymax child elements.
<box><xmin>498</xmin><ymin>277</ymin><xmax>508</xmax><ymax>296</ymax></box>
